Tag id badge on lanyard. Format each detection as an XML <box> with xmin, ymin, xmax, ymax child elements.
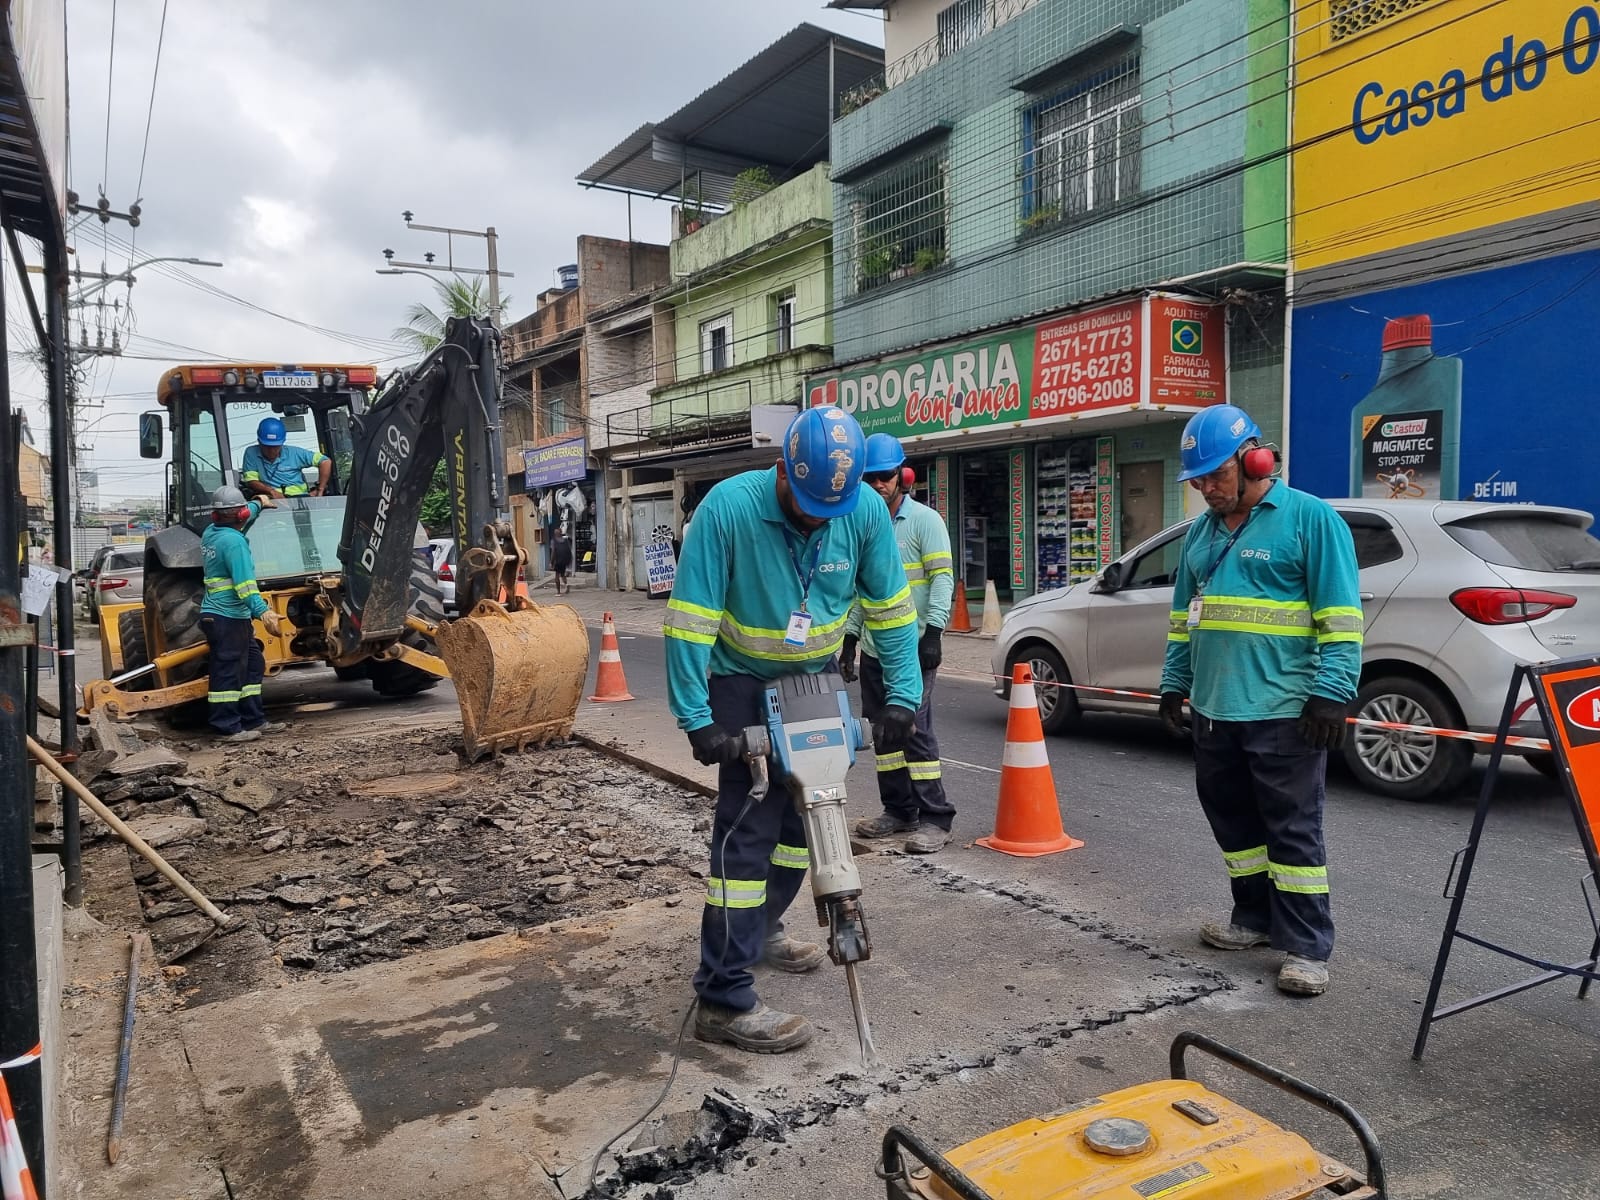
<box><xmin>784</xmin><ymin>530</ymin><xmax>823</xmax><ymax>647</ymax></box>
<box><xmin>785</xmin><ymin>611</ymin><xmax>814</xmax><ymax>647</ymax></box>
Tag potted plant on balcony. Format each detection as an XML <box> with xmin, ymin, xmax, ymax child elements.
<box><xmin>1020</xmin><ymin>202</ymin><xmax>1062</xmax><ymax>233</ymax></box>
<box><xmin>680</xmin><ymin>199</ymin><xmax>706</xmax><ymax>236</ymax></box>
<box><xmin>857</xmin><ymin>237</ymin><xmax>897</xmax><ymax>289</ymax></box>
<box><xmin>731</xmin><ymin>166</ymin><xmax>777</xmax><ymax>207</ymax></box>
<box><xmin>913</xmin><ymin>245</ymin><xmax>947</xmax><ymax>273</ymax></box>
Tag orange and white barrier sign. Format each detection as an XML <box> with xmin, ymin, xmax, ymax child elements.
<box><xmin>0</xmin><ymin>1044</ymin><xmax>40</xmax><ymax>1200</ymax></box>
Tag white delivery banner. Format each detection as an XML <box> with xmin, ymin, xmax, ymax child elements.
<box><xmin>644</xmin><ymin>539</ymin><xmax>677</xmax><ymax>597</ymax></box>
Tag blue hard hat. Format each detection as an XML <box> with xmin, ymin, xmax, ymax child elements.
<box><xmin>863</xmin><ymin>433</ymin><xmax>906</xmax><ymax>475</ymax></box>
<box><xmin>1177</xmin><ymin>405</ymin><xmax>1261</xmax><ymax>481</ymax></box>
<box><xmin>783</xmin><ymin>407</ymin><xmax>867</xmax><ymax>519</ymax></box>
<box><xmin>257</xmin><ymin>417</ymin><xmax>287</xmax><ymax>446</ymax></box>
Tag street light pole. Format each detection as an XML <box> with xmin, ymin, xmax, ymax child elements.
<box><xmin>71</xmin><ymin>255</ymin><xmax>223</xmax><ymax>301</ymax></box>
<box><xmin>379</xmin><ymin>212</ymin><xmax>513</xmax><ymax>329</ymax></box>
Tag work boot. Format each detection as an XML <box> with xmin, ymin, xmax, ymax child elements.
<box><xmin>694</xmin><ymin>1001</ymin><xmax>814</xmax><ymax>1054</ymax></box>
<box><xmin>216</xmin><ymin>729</ymin><xmax>261</xmax><ymax>745</ymax></box>
<box><xmin>1277</xmin><ymin>955</ymin><xmax>1330</xmax><ymax>996</ymax></box>
<box><xmin>1199</xmin><ymin>921</ymin><xmax>1270</xmax><ymax>951</ymax></box>
<box><xmin>249</xmin><ymin>721</ymin><xmax>289</xmax><ymax>734</ymax></box>
<box><xmin>904</xmin><ymin>824</ymin><xmax>951</xmax><ymax>854</ymax></box>
<box><xmin>853</xmin><ymin>812</ymin><xmax>918</xmax><ymax>839</ymax></box>
<box><xmin>764</xmin><ymin>933</ymin><xmax>826</xmax><ymax>974</ymax></box>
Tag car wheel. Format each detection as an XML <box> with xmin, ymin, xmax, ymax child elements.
<box><xmin>1007</xmin><ymin>643</ymin><xmax>1079</xmax><ymax>735</ymax></box>
<box><xmin>1523</xmin><ymin>752</ymin><xmax>1560</xmax><ymax>782</ymax></box>
<box><xmin>1343</xmin><ymin>676</ymin><xmax>1471</xmax><ymax>801</ymax></box>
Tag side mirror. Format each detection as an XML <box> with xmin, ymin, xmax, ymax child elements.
<box><xmin>1091</xmin><ymin>562</ymin><xmax>1124</xmax><ymax>594</ymax></box>
<box><xmin>138</xmin><ymin>411</ymin><xmax>164</xmax><ymax>459</ymax></box>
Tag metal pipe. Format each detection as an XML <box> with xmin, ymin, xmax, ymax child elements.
<box><xmin>106</xmin><ymin>933</ymin><xmax>142</xmax><ymax>1163</ymax></box>
<box><xmin>46</xmin><ymin>260</ymin><xmax>80</xmax><ymax>906</ymax></box>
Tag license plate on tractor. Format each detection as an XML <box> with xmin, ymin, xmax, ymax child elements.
<box><xmin>262</xmin><ymin>371</ymin><xmax>316</xmax><ymax>389</ymax></box>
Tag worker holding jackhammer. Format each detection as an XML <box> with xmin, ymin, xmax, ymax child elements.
<box><xmin>664</xmin><ymin>406</ymin><xmax>922</xmax><ymax>1054</ymax></box>
<box><xmin>201</xmin><ymin>485</ymin><xmax>286</xmax><ymax>744</ymax></box>
<box><xmin>1159</xmin><ymin>405</ymin><xmax>1362</xmax><ymax>997</ymax></box>
<box><xmin>841</xmin><ymin>433</ymin><xmax>957</xmax><ymax>854</ymax></box>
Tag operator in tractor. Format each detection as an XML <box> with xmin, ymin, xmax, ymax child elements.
<box><xmin>201</xmin><ymin>485</ymin><xmax>286</xmax><ymax>743</ymax></box>
<box><xmin>841</xmin><ymin>433</ymin><xmax>957</xmax><ymax>854</ymax></box>
<box><xmin>241</xmin><ymin>416</ymin><xmax>331</xmax><ymax>499</ymax></box>
<box><xmin>1159</xmin><ymin>405</ymin><xmax>1363</xmax><ymax>998</ymax></box>
<box><xmin>664</xmin><ymin>406</ymin><xmax>921</xmax><ymax>1054</ymax></box>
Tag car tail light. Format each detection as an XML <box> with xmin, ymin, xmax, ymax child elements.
<box><xmin>437</xmin><ymin>561</ymin><xmax>453</xmax><ymax>580</ymax></box>
<box><xmin>1450</xmin><ymin>587</ymin><xmax>1576</xmax><ymax>625</ymax></box>
<box><xmin>98</xmin><ymin>577</ymin><xmax>128</xmax><ymax>590</ymax></box>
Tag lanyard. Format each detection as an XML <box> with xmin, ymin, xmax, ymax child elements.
<box><xmin>784</xmin><ymin>529</ymin><xmax>824</xmax><ymax>614</ymax></box>
<box><xmin>1197</xmin><ymin>503</ymin><xmax>1263</xmax><ymax>596</ymax></box>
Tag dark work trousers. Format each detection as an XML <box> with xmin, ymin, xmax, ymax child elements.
<box><xmin>693</xmin><ymin>672</ymin><xmax>811</xmax><ymax>1012</ymax></box>
<box><xmin>201</xmin><ymin>614</ymin><xmax>266</xmax><ymax>736</ymax></box>
<box><xmin>860</xmin><ymin>653</ymin><xmax>955</xmax><ymax>831</ymax></box>
<box><xmin>1192</xmin><ymin>715</ymin><xmax>1333</xmax><ymax>961</ymax></box>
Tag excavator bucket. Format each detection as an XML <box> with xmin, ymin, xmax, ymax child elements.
<box><xmin>434</xmin><ymin>599</ymin><xmax>590</xmax><ymax>761</ymax></box>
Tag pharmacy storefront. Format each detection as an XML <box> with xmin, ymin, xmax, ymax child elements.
<box><xmin>807</xmin><ymin>293</ymin><xmax>1232</xmax><ymax>601</ymax></box>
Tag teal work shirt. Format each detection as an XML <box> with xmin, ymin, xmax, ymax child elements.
<box><xmin>1160</xmin><ymin>483</ymin><xmax>1363</xmax><ymax>722</ymax></box>
<box><xmin>200</xmin><ymin>502</ymin><xmax>269</xmax><ymax>620</ymax></box>
<box><xmin>664</xmin><ymin>467</ymin><xmax>923</xmax><ymax>732</ymax></box>
<box><xmin>240</xmin><ymin>444</ymin><xmax>326</xmax><ymax>495</ymax></box>
<box><xmin>844</xmin><ymin>494</ymin><xmax>955</xmax><ymax>657</ymax></box>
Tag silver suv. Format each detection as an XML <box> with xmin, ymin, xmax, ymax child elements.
<box><xmin>992</xmin><ymin>500</ymin><xmax>1600</xmax><ymax>801</ymax></box>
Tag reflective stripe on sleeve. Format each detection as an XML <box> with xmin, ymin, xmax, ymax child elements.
<box><xmin>861</xmin><ymin>585</ymin><xmax>917</xmax><ymax>631</ymax></box>
<box><xmin>1168</xmin><ymin>610</ymin><xmax>1190</xmax><ymax>643</ymax></box>
<box><xmin>705</xmin><ymin>877</ymin><xmax>766</xmax><ymax>909</ymax></box>
<box><xmin>1223</xmin><ymin>845</ymin><xmax>1269</xmax><ymax>878</ymax></box>
<box><xmin>664</xmin><ymin>598</ymin><xmax>721</xmax><ymax>645</ymax></box>
<box><xmin>1313</xmin><ymin>605</ymin><xmax>1365</xmax><ymax>645</ymax></box>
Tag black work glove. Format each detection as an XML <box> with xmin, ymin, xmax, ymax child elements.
<box><xmin>687</xmin><ymin>724</ymin><xmax>741</xmax><ymax>767</ymax></box>
<box><xmin>1159</xmin><ymin>692</ymin><xmax>1189</xmax><ymax>739</ymax></box>
<box><xmin>874</xmin><ymin>704</ymin><xmax>916</xmax><ymax>755</ymax></box>
<box><xmin>918</xmin><ymin>626</ymin><xmax>943</xmax><ymax>671</ymax></box>
<box><xmin>1298</xmin><ymin>696</ymin><xmax>1350</xmax><ymax>751</ymax></box>
<box><xmin>839</xmin><ymin>635</ymin><xmax>859</xmax><ymax>684</ymax></box>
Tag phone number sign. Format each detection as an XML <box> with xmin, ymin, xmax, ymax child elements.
<box><xmin>1031</xmin><ymin>302</ymin><xmax>1141</xmax><ymax>419</ymax></box>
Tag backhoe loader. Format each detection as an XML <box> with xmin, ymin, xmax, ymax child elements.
<box><xmin>84</xmin><ymin>316</ymin><xmax>588</xmax><ymax>759</ymax></box>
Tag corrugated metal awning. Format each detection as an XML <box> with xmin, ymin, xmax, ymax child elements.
<box><xmin>577</xmin><ymin>23</ymin><xmax>883</xmax><ymax>206</ymax></box>
<box><xmin>0</xmin><ymin>20</ymin><xmax>64</xmax><ymax>252</ymax></box>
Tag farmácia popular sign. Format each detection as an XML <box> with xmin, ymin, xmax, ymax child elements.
<box><xmin>807</xmin><ymin>293</ymin><xmax>1227</xmax><ymax>441</ymax></box>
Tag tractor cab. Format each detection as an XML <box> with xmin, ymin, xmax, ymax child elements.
<box><xmin>140</xmin><ymin>363</ymin><xmax>377</xmax><ymax>584</ymax></box>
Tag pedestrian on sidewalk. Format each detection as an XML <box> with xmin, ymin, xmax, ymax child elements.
<box><xmin>550</xmin><ymin>529</ymin><xmax>573</xmax><ymax>595</ymax></box>
<box><xmin>1159</xmin><ymin>405</ymin><xmax>1362</xmax><ymax>998</ymax></box>
<box><xmin>664</xmin><ymin>406</ymin><xmax>921</xmax><ymax>1054</ymax></box>
<box><xmin>841</xmin><ymin>434</ymin><xmax>956</xmax><ymax>854</ymax></box>
<box><xmin>200</xmin><ymin>486</ymin><xmax>286</xmax><ymax>744</ymax></box>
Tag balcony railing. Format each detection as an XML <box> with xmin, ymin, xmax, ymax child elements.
<box><xmin>605</xmin><ymin>380</ymin><xmax>755</xmax><ymax>461</ymax></box>
<box><xmin>836</xmin><ymin>0</ymin><xmax>1041</xmax><ymax>118</ymax></box>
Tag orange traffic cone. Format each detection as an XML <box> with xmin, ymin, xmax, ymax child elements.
<box><xmin>948</xmin><ymin>584</ymin><xmax>974</xmax><ymax>634</ymax></box>
<box><xmin>588</xmin><ymin>612</ymin><xmax>635</xmax><ymax>702</ymax></box>
<box><xmin>977</xmin><ymin>663</ymin><xmax>1083</xmax><ymax>857</ymax></box>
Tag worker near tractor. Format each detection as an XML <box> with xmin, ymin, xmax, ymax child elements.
<box><xmin>201</xmin><ymin>485</ymin><xmax>286</xmax><ymax>744</ymax></box>
<box><xmin>1159</xmin><ymin>404</ymin><xmax>1363</xmax><ymax>998</ymax></box>
<box><xmin>664</xmin><ymin>406</ymin><xmax>921</xmax><ymax>1054</ymax></box>
<box><xmin>240</xmin><ymin>416</ymin><xmax>331</xmax><ymax>499</ymax></box>
<box><xmin>841</xmin><ymin>433</ymin><xmax>957</xmax><ymax>854</ymax></box>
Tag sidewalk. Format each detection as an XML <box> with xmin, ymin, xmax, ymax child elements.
<box><xmin>547</xmin><ymin>573</ymin><xmax>1004</xmax><ymax>688</ymax></box>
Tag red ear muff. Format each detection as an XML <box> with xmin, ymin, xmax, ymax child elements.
<box><xmin>1241</xmin><ymin>444</ymin><xmax>1280</xmax><ymax>481</ymax></box>
<box><xmin>901</xmin><ymin>466</ymin><xmax>915</xmax><ymax>489</ymax></box>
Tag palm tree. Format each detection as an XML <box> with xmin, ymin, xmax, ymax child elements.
<box><xmin>391</xmin><ymin>276</ymin><xmax>510</xmax><ymax>356</ymax></box>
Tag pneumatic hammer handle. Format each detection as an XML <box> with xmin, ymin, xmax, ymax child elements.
<box><xmin>740</xmin><ymin>725</ymin><xmax>772</xmax><ymax>803</ymax></box>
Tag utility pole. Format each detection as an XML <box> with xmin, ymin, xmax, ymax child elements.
<box><xmin>378</xmin><ymin>211</ymin><xmax>514</xmax><ymax>329</ymax></box>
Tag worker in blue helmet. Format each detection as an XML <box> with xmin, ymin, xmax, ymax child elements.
<box><xmin>240</xmin><ymin>416</ymin><xmax>332</xmax><ymax>499</ymax></box>
<box><xmin>840</xmin><ymin>433</ymin><xmax>957</xmax><ymax>853</ymax></box>
<box><xmin>1160</xmin><ymin>404</ymin><xmax>1362</xmax><ymax>998</ymax></box>
<box><xmin>664</xmin><ymin>405</ymin><xmax>922</xmax><ymax>1053</ymax></box>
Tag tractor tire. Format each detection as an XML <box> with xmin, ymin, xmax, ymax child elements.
<box><xmin>144</xmin><ymin>567</ymin><xmax>208</xmax><ymax>683</ymax></box>
<box><xmin>367</xmin><ymin>544</ymin><xmax>446</xmax><ymax>699</ymax></box>
<box><xmin>117</xmin><ymin>608</ymin><xmax>151</xmax><ymax>686</ymax></box>
<box><xmin>333</xmin><ymin>664</ymin><xmax>369</xmax><ymax>683</ymax></box>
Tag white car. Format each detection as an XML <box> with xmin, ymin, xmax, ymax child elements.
<box><xmin>992</xmin><ymin>500</ymin><xmax>1600</xmax><ymax>801</ymax></box>
<box><xmin>427</xmin><ymin>538</ymin><xmax>457</xmax><ymax>613</ymax></box>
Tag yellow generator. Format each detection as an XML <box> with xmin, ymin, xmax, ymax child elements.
<box><xmin>879</xmin><ymin>1034</ymin><xmax>1385</xmax><ymax>1200</ymax></box>
<box><xmin>85</xmin><ymin>317</ymin><xmax>588</xmax><ymax>759</ymax></box>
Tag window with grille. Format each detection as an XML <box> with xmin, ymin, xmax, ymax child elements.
<box><xmin>700</xmin><ymin>313</ymin><xmax>733</xmax><ymax>374</ymax></box>
<box><xmin>847</xmin><ymin>149</ymin><xmax>949</xmax><ymax>294</ymax></box>
<box><xmin>1021</xmin><ymin>58</ymin><xmax>1141</xmax><ymax>229</ymax></box>
<box><xmin>773</xmin><ymin>291</ymin><xmax>797</xmax><ymax>354</ymax></box>
<box><xmin>938</xmin><ymin>0</ymin><xmax>986</xmax><ymax>58</ymax></box>
<box><xmin>1329</xmin><ymin>0</ymin><xmax>1434</xmax><ymax>42</ymax></box>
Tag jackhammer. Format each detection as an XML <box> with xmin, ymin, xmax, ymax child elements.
<box><xmin>739</xmin><ymin>671</ymin><xmax>879</xmax><ymax>1069</ymax></box>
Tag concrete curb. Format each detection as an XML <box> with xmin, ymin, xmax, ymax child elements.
<box><xmin>572</xmin><ymin>731</ymin><xmax>716</xmax><ymax>799</ymax></box>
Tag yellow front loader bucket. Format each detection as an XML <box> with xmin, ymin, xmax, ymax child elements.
<box><xmin>434</xmin><ymin>599</ymin><xmax>590</xmax><ymax>761</ymax></box>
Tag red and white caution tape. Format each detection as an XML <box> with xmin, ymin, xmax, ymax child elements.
<box><xmin>988</xmin><ymin>674</ymin><xmax>1552</xmax><ymax>753</ymax></box>
<box><xmin>0</xmin><ymin>1045</ymin><xmax>41</xmax><ymax>1200</ymax></box>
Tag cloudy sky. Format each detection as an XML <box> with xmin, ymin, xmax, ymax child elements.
<box><xmin>14</xmin><ymin>0</ymin><xmax>881</xmax><ymax>505</ymax></box>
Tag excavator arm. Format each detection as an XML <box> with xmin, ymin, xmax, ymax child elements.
<box><xmin>337</xmin><ymin>315</ymin><xmax>513</xmax><ymax>652</ymax></box>
<box><xmin>335</xmin><ymin>314</ymin><xmax>589</xmax><ymax>759</ymax></box>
